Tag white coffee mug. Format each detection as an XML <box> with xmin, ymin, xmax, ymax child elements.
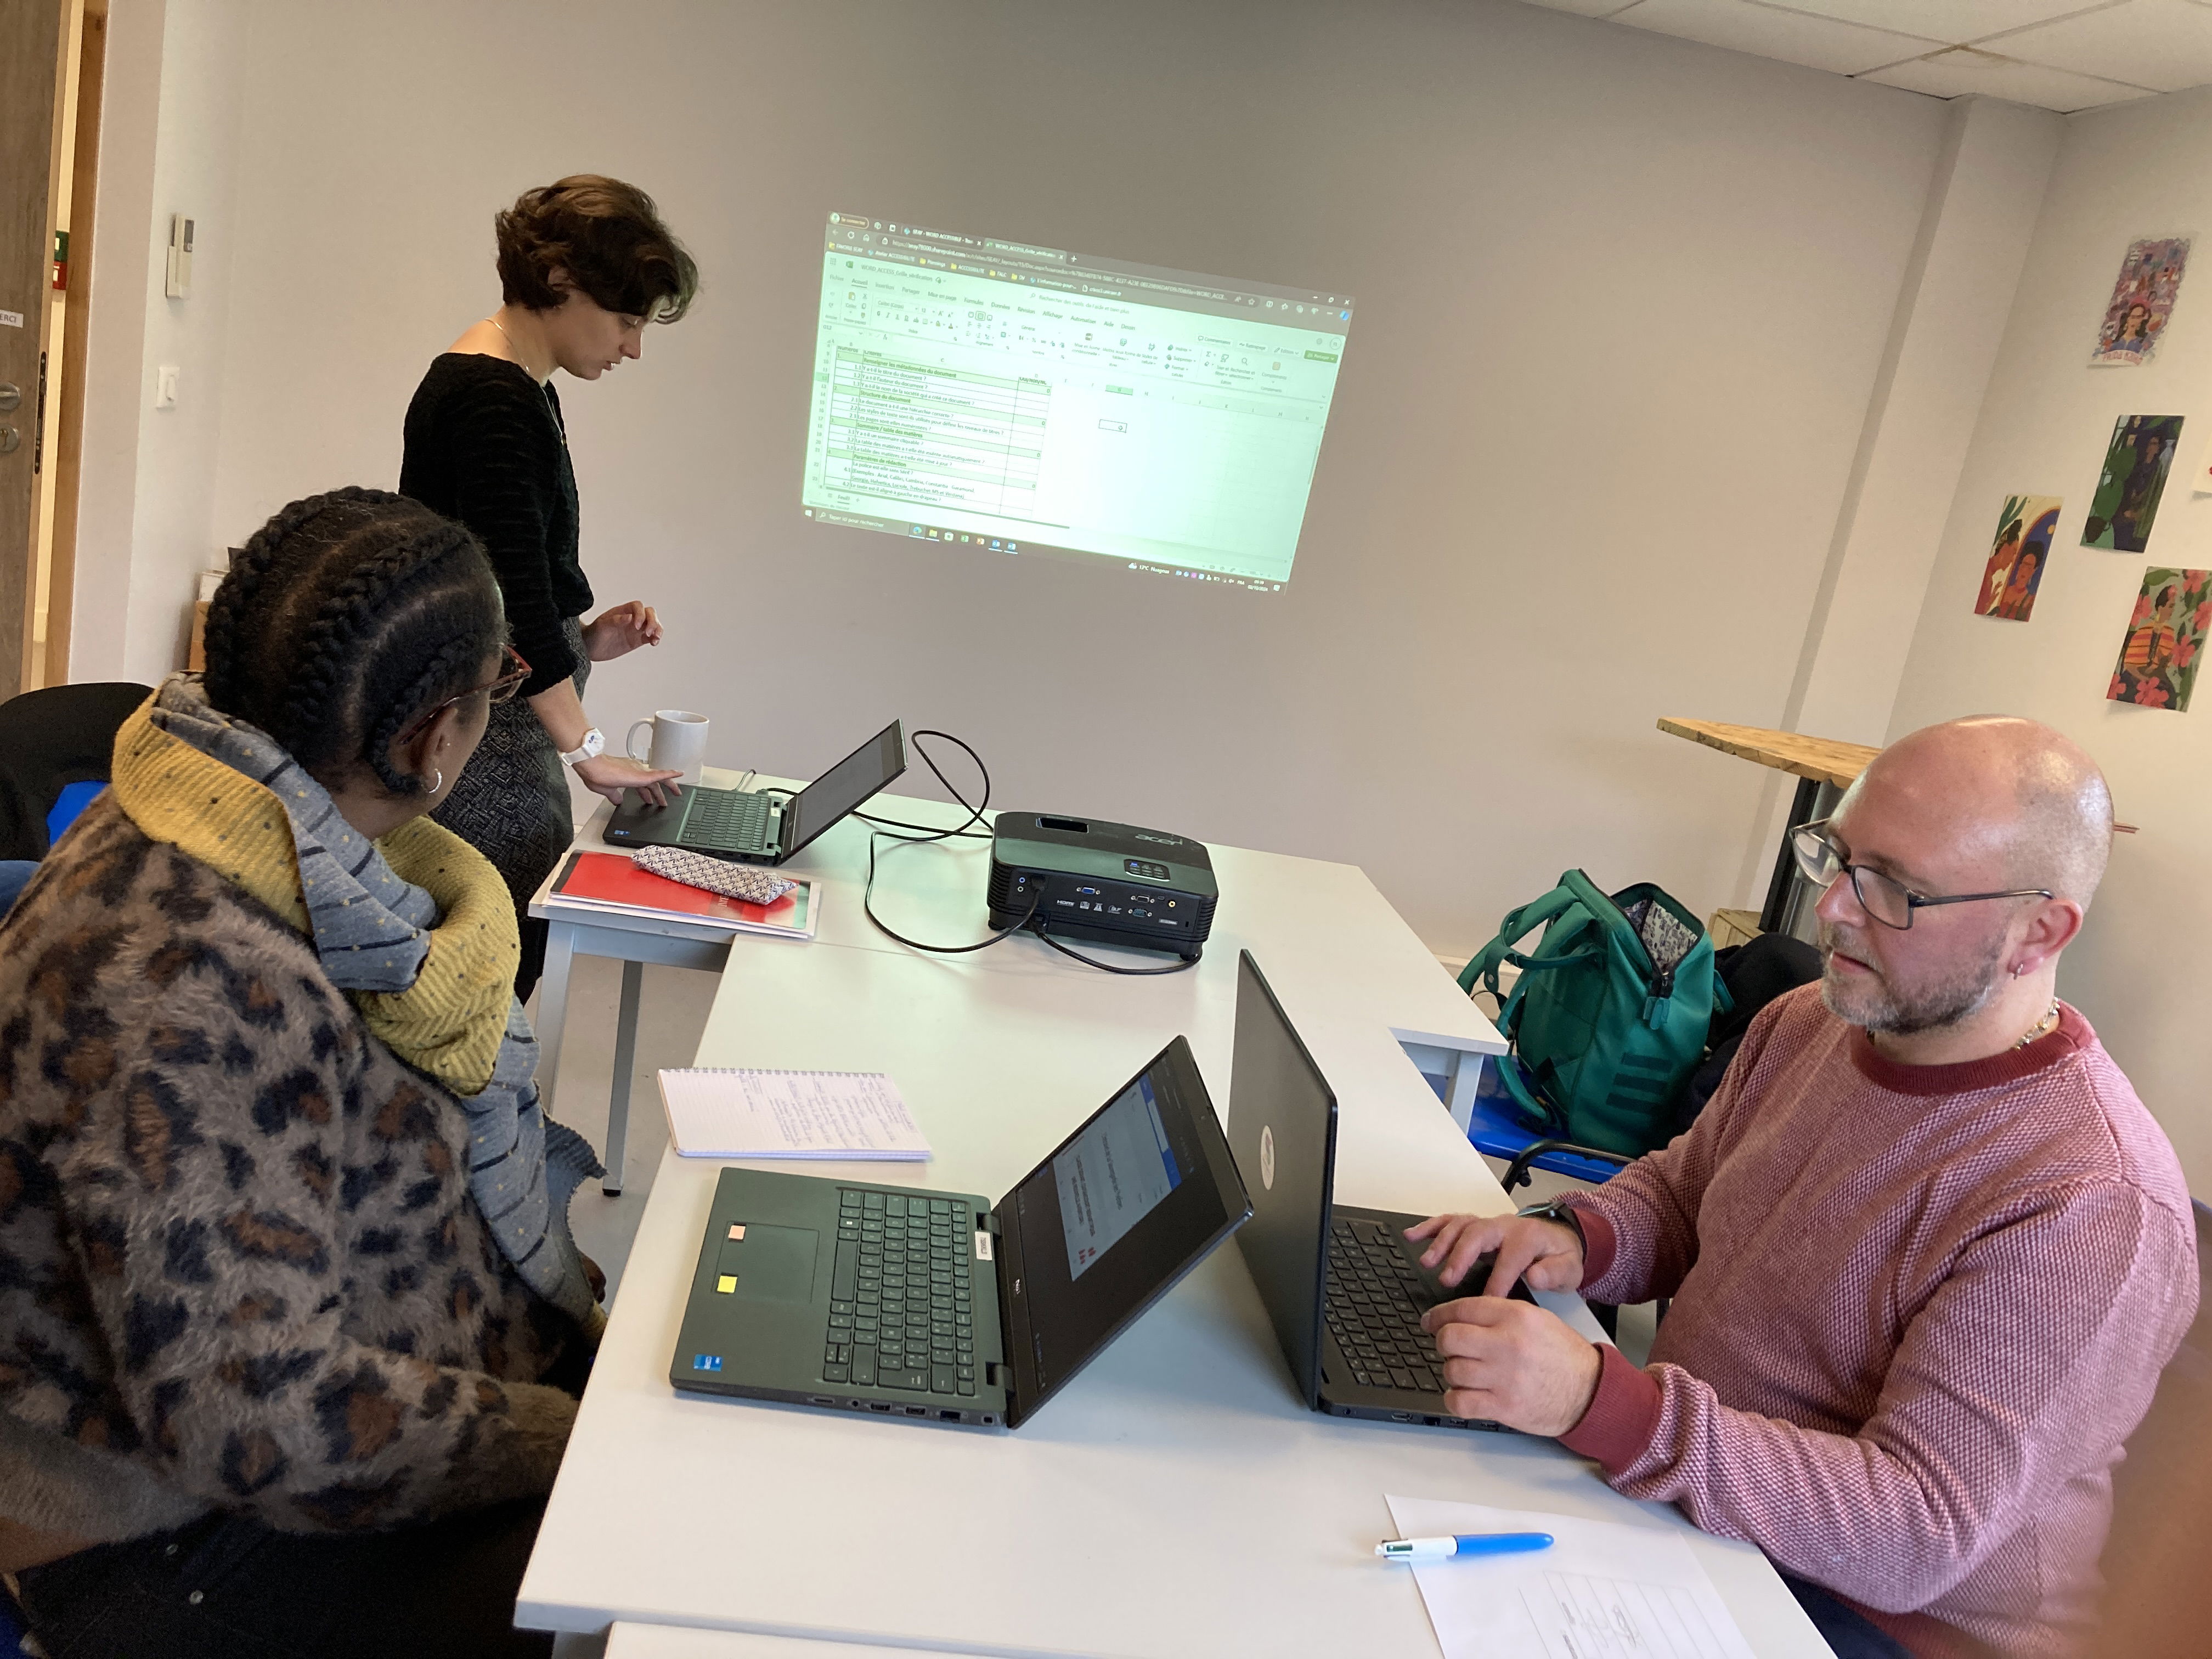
<box><xmin>627</xmin><ymin>709</ymin><xmax>709</xmax><ymax>785</ymax></box>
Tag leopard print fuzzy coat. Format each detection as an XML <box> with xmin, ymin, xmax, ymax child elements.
<box><xmin>0</xmin><ymin>796</ymin><xmax>579</xmax><ymax>1542</ymax></box>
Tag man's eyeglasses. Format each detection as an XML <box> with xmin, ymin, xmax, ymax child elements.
<box><xmin>1788</xmin><ymin>820</ymin><xmax>2051</xmax><ymax>931</ymax></box>
<box><xmin>395</xmin><ymin>645</ymin><xmax>531</xmax><ymax>747</ymax></box>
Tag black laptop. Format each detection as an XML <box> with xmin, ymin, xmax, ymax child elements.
<box><xmin>604</xmin><ymin>720</ymin><xmax>905</xmax><ymax>864</ymax></box>
<box><xmin>670</xmin><ymin>1035</ymin><xmax>1251</xmax><ymax>1429</ymax></box>
<box><xmin>1227</xmin><ymin>951</ymin><xmax>1533</xmax><ymax>1431</ymax></box>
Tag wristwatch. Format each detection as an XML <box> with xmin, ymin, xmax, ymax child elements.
<box><xmin>1516</xmin><ymin>1198</ymin><xmax>1587</xmax><ymax>1251</ymax></box>
<box><xmin>558</xmin><ymin>727</ymin><xmax>605</xmax><ymax>768</ymax></box>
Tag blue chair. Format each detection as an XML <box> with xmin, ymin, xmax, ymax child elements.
<box><xmin>1459</xmin><ymin>1054</ymin><xmax>1633</xmax><ymax>1191</ymax></box>
<box><xmin>0</xmin><ymin>681</ymin><xmax>151</xmax><ymax>861</ymax></box>
<box><xmin>0</xmin><ymin>682</ymin><xmax>152</xmax><ymax>921</ymax></box>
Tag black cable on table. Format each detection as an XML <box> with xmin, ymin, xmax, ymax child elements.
<box><xmin>857</xmin><ymin>727</ymin><xmax>1198</xmax><ymax>974</ymax></box>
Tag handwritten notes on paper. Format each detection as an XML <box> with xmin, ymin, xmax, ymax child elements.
<box><xmin>1384</xmin><ymin>1495</ymin><xmax>1758</xmax><ymax>1659</ymax></box>
<box><xmin>657</xmin><ymin>1069</ymin><xmax>931</xmax><ymax>1160</ymax></box>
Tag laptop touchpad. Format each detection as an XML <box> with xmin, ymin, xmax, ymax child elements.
<box><xmin>719</xmin><ymin>1225</ymin><xmax>820</xmax><ymax>1303</ymax></box>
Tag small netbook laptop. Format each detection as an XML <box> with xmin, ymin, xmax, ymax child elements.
<box><xmin>1227</xmin><ymin>950</ymin><xmax>1533</xmax><ymax>1432</ymax></box>
<box><xmin>604</xmin><ymin>720</ymin><xmax>906</xmax><ymax>864</ymax></box>
<box><xmin>670</xmin><ymin>1036</ymin><xmax>1251</xmax><ymax>1429</ymax></box>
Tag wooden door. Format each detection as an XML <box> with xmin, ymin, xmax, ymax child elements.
<box><xmin>0</xmin><ymin>0</ymin><xmax>69</xmax><ymax>695</ymax></box>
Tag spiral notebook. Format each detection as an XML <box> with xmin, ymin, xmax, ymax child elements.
<box><xmin>657</xmin><ymin>1068</ymin><xmax>932</xmax><ymax>1161</ymax></box>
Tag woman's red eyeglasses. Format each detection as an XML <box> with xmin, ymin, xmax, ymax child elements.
<box><xmin>395</xmin><ymin>645</ymin><xmax>531</xmax><ymax>747</ymax></box>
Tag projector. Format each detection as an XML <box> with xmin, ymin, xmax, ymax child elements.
<box><xmin>988</xmin><ymin>813</ymin><xmax>1218</xmax><ymax>961</ymax></box>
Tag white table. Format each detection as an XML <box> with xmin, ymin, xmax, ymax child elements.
<box><xmin>601</xmin><ymin>1625</ymin><xmax>992</xmax><ymax>1658</ymax></box>
<box><xmin>600</xmin><ymin>1624</ymin><xmax>992</xmax><ymax>1658</ymax></box>
<box><xmin>515</xmin><ymin>798</ymin><xmax>1830</xmax><ymax>1657</ymax></box>
<box><xmin>528</xmin><ymin>776</ymin><xmax>1504</xmax><ymax>1192</ymax></box>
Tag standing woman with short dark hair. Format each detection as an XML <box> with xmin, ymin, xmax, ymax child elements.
<box><xmin>402</xmin><ymin>174</ymin><xmax>700</xmax><ymax>998</ymax></box>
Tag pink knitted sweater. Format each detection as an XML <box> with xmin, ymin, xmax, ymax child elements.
<box><xmin>1557</xmin><ymin>985</ymin><xmax>2196</xmax><ymax>1658</ymax></box>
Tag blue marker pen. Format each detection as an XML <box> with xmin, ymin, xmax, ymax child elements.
<box><xmin>1376</xmin><ymin>1532</ymin><xmax>1554</xmax><ymax>1562</ymax></box>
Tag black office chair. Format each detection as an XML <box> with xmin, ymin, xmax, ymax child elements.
<box><xmin>0</xmin><ymin>682</ymin><xmax>154</xmax><ymax>860</ymax></box>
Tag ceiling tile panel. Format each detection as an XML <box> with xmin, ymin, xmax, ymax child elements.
<box><xmin>1861</xmin><ymin>44</ymin><xmax>2159</xmax><ymax>106</ymax></box>
<box><xmin>1516</xmin><ymin>0</ymin><xmax>1644</xmax><ymax>16</ymax></box>
<box><xmin>1759</xmin><ymin>0</ymin><xmax>2112</xmax><ymax>42</ymax></box>
<box><xmin>1994</xmin><ymin>0</ymin><xmax>2212</xmax><ymax>92</ymax></box>
<box><xmin>1617</xmin><ymin>0</ymin><xmax>1944</xmax><ymax>72</ymax></box>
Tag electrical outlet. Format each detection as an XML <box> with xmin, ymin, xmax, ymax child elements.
<box><xmin>155</xmin><ymin>365</ymin><xmax>179</xmax><ymax>409</ymax></box>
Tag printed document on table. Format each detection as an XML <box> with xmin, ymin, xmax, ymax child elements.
<box><xmin>1385</xmin><ymin>1494</ymin><xmax>1758</xmax><ymax>1659</ymax></box>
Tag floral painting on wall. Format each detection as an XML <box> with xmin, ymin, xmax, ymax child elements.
<box><xmin>2108</xmin><ymin>567</ymin><xmax>2212</xmax><ymax>712</ymax></box>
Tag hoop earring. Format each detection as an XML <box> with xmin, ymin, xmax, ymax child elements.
<box><xmin>427</xmin><ymin>768</ymin><xmax>444</xmax><ymax>797</ymax></box>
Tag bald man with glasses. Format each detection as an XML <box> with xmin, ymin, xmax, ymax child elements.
<box><xmin>1409</xmin><ymin>717</ymin><xmax>2196</xmax><ymax>1659</ymax></box>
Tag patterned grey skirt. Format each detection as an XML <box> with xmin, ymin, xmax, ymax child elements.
<box><xmin>433</xmin><ymin>616</ymin><xmax>588</xmax><ymax>999</ymax></box>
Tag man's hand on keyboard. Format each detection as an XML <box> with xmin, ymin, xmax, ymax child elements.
<box><xmin>1420</xmin><ymin>1295</ymin><xmax>1602</xmax><ymax>1437</ymax></box>
<box><xmin>1404</xmin><ymin>1212</ymin><xmax>1584</xmax><ymax>1300</ymax></box>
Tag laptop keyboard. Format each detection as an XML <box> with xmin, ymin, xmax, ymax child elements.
<box><xmin>685</xmin><ymin>788</ymin><xmax>772</xmax><ymax>850</ymax></box>
<box><xmin>1325</xmin><ymin>1217</ymin><xmax>1444</xmax><ymax>1394</ymax></box>
<box><xmin>825</xmin><ymin>1189</ymin><xmax>977</xmax><ymax>1396</ymax></box>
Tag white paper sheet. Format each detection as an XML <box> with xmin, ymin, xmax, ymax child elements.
<box><xmin>657</xmin><ymin>1069</ymin><xmax>932</xmax><ymax>1160</ymax></box>
<box><xmin>1385</xmin><ymin>1494</ymin><xmax>1759</xmax><ymax>1659</ymax></box>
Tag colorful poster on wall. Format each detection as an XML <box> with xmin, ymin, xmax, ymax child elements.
<box><xmin>1974</xmin><ymin>495</ymin><xmax>2062</xmax><ymax>621</ymax></box>
<box><xmin>2083</xmin><ymin>415</ymin><xmax>2183</xmax><ymax>551</ymax></box>
<box><xmin>2108</xmin><ymin>567</ymin><xmax>2211</xmax><ymax>712</ymax></box>
<box><xmin>2090</xmin><ymin>237</ymin><xmax>2190</xmax><ymax>365</ymax></box>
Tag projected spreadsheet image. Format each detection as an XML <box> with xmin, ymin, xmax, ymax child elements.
<box><xmin>802</xmin><ymin>213</ymin><xmax>1353</xmax><ymax>588</ymax></box>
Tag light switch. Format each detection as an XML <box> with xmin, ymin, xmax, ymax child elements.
<box><xmin>155</xmin><ymin>365</ymin><xmax>179</xmax><ymax>409</ymax></box>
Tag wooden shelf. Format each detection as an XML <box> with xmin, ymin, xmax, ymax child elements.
<box><xmin>1656</xmin><ymin>718</ymin><xmax>1879</xmax><ymax>791</ymax></box>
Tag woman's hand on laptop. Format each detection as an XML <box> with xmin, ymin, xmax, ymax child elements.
<box><xmin>1404</xmin><ymin>1211</ymin><xmax>1584</xmax><ymax>1299</ymax></box>
<box><xmin>576</xmin><ymin>755</ymin><xmax>683</xmax><ymax>808</ymax></box>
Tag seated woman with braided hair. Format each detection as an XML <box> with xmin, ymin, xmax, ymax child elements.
<box><xmin>0</xmin><ymin>488</ymin><xmax>606</xmax><ymax>1658</ymax></box>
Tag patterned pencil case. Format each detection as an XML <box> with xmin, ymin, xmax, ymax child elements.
<box><xmin>634</xmin><ymin>845</ymin><xmax>798</xmax><ymax>906</ymax></box>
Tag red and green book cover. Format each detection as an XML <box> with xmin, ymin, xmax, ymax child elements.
<box><xmin>546</xmin><ymin>852</ymin><xmax>817</xmax><ymax>939</ymax></box>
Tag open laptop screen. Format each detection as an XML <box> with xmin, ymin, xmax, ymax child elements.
<box><xmin>782</xmin><ymin>721</ymin><xmax>906</xmax><ymax>855</ymax></box>
<box><xmin>1054</xmin><ymin>1074</ymin><xmax>1184</xmax><ymax>1280</ymax></box>
<box><xmin>1002</xmin><ymin>1038</ymin><xmax>1248</xmax><ymax>1414</ymax></box>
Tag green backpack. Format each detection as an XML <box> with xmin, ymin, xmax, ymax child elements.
<box><xmin>1458</xmin><ymin>870</ymin><xmax>1731</xmax><ymax>1159</ymax></box>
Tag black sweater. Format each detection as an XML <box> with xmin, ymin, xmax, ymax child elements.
<box><xmin>400</xmin><ymin>353</ymin><xmax>592</xmax><ymax>695</ymax></box>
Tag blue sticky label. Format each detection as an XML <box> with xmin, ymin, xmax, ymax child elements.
<box><xmin>692</xmin><ymin>1354</ymin><xmax>723</xmax><ymax>1373</ymax></box>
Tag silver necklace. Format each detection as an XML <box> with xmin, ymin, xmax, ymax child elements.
<box><xmin>486</xmin><ymin>315</ymin><xmax>567</xmax><ymax>453</ymax></box>
<box><xmin>2016</xmin><ymin>1000</ymin><xmax>2061</xmax><ymax>1049</ymax></box>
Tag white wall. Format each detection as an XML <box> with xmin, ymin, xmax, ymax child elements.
<box><xmin>69</xmin><ymin>0</ymin><xmax>245</xmax><ymax>689</ymax></box>
<box><xmin>172</xmin><ymin>0</ymin><xmax>1956</xmax><ymax>960</ymax></box>
<box><xmin>1888</xmin><ymin>83</ymin><xmax>2212</xmax><ymax>1192</ymax></box>
<box><xmin>1728</xmin><ymin>95</ymin><xmax>2061</xmax><ymax>904</ymax></box>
